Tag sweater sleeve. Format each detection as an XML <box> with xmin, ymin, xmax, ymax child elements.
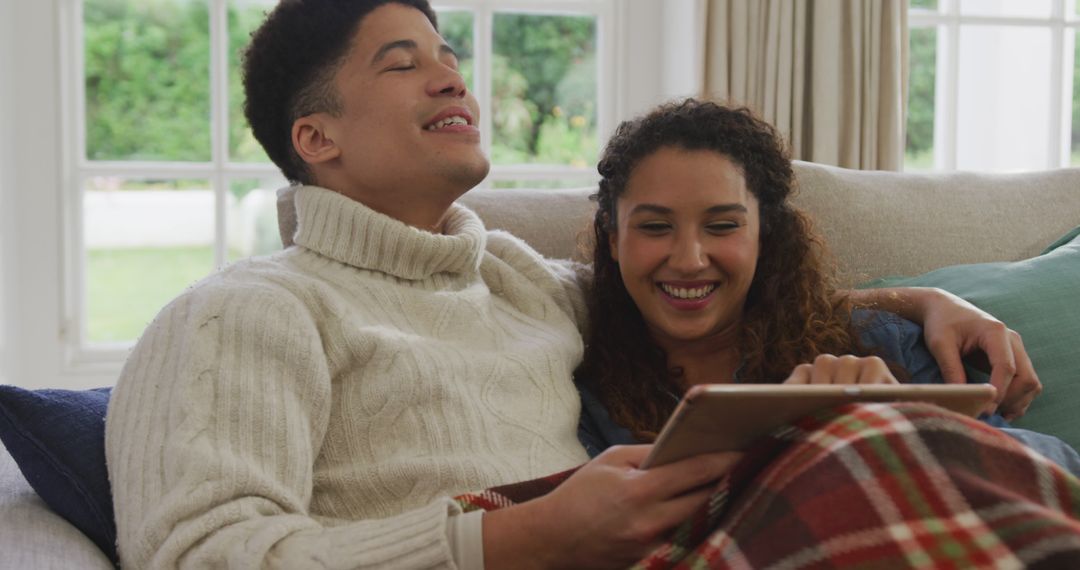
<box><xmin>105</xmin><ymin>280</ymin><xmax>461</xmax><ymax>569</ymax></box>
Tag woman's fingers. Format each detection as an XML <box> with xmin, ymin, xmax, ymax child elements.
<box><xmin>785</xmin><ymin>355</ymin><xmax>899</xmax><ymax>385</ymax></box>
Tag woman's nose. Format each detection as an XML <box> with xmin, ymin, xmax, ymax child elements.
<box><xmin>668</xmin><ymin>238</ymin><xmax>708</xmax><ymax>273</ymax></box>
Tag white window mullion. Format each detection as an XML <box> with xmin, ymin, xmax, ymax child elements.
<box><xmin>1050</xmin><ymin>0</ymin><xmax>1066</xmax><ymax>169</ymax></box>
<box><xmin>596</xmin><ymin>0</ymin><xmax>618</xmax><ymax>146</ymax></box>
<box><xmin>59</xmin><ymin>0</ymin><xmax>86</xmax><ymax>358</ymax></box>
<box><xmin>1066</xmin><ymin>25</ymin><xmax>1079</xmax><ymax>167</ymax></box>
<box><xmin>475</xmin><ymin>6</ymin><xmax>493</xmax><ymax>188</ymax></box>
<box><xmin>210</xmin><ymin>0</ymin><xmax>229</xmax><ymax>268</ymax></box>
<box><xmin>944</xmin><ymin>0</ymin><xmax>960</xmax><ymax>171</ymax></box>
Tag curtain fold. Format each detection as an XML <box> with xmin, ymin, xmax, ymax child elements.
<box><xmin>703</xmin><ymin>0</ymin><xmax>907</xmax><ymax>171</ymax></box>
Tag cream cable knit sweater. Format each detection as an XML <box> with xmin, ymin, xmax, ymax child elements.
<box><xmin>105</xmin><ymin>186</ymin><xmax>591</xmax><ymax>568</ymax></box>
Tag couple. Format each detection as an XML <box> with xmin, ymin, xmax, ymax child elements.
<box><xmin>104</xmin><ymin>0</ymin><xmax>1079</xmax><ymax>568</ymax></box>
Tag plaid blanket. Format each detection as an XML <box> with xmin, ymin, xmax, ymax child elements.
<box><xmin>455</xmin><ymin>403</ymin><xmax>1080</xmax><ymax>569</ymax></box>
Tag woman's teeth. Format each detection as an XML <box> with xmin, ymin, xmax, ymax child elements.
<box><xmin>426</xmin><ymin>116</ymin><xmax>469</xmax><ymax>130</ymax></box>
<box><xmin>659</xmin><ymin>283</ymin><xmax>716</xmax><ymax>299</ymax></box>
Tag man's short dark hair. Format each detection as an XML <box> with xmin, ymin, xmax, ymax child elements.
<box><xmin>242</xmin><ymin>0</ymin><xmax>438</xmax><ymax>185</ymax></box>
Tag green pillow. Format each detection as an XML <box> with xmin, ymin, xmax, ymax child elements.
<box><xmin>860</xmin><ymin>226</ymin><xmax>1080</xmax><ymax>451</ymax></box>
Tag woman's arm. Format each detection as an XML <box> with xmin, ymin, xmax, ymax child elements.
<box><xmin>846</xmin><ymin>286</ymin><xmax>1040</xmax><ymax>419</ymax></box>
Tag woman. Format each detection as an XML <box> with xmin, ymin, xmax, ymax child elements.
<box><xmin>575</xmin><ymin>99</ymin><xmax>1080</xmax><ymax>475</ymax></box>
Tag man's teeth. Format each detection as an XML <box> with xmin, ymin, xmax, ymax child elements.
<box><xmin>659</xmin><ymin>283</ymin><xmax>716</xmax><ymax>300</ymax></box>
<box><xmin>426</xmin><ymin>116</ymin><xmax>468</xmax><ymax>130</ymax></box>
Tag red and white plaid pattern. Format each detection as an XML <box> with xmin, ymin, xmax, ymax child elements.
<box><xmin>456</xmin><ymin>403</ymin><xmax>1080</xmax><ymax>569</ymax></box>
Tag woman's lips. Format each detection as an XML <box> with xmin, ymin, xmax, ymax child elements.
<box><xmin>657</xmin><ymin>283</ymin><xmax>718</xmax><ymax>311</ymax></box>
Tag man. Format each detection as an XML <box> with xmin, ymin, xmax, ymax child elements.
<box><xmin>106</xmin><ymin>1</ymin><xmax>1040</xmax><ymax>568</ymax></box>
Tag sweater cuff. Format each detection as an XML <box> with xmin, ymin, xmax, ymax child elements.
<box><xmin>446</xmin><ymin>510</ymin><xmax>485</xmax><ymax>570</ymax></box>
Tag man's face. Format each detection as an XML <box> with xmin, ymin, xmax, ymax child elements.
<box><xmin>306</xmin><ymin>3</ymin><xmax>489</xmax><ymax>225</ymax></box>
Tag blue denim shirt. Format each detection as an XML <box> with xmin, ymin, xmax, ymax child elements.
<box><xmin>577</xmin><ymin>309</ymin><xmax>1004</xmax><ymax>457</ymax></box>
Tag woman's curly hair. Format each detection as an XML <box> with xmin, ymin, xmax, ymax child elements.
<box><xmin>576</xmin><ymin>99</ymin><xmax>866</xmax><ymax>440</ymax></box>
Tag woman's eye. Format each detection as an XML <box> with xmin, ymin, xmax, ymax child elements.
<box><xmin>707</xmin><ymin>222</ymin><xmax>739</xmax><ymax>233</ymax></box>
<box><xmin>638</xmin><ymin>223</ymin><xmax>671</xmax><ymax>234</ymax></box>
<box><xmin>388</xmin><ymin>64</ymin><xmax>416</xmax><ymax>72</ymax></box>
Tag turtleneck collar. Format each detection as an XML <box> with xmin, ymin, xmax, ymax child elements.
<box><xmin>292</xmin><ymin>185</ymin><xmax>487</xmax><ymax>280</ymax></box>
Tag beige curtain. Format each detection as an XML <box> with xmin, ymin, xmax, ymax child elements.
<box><xmin>704</xmin><ymin>0</ymin><xmax>907</xmax><ymax>170</ymax></box>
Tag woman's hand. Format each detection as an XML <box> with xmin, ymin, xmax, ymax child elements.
<box><xmin>846</xmin><ymin>287</ymin><xmax>1040</xmax><ymax>419</ymax></box>
<box><xmin>482</xmin><ymin>445</ymin><xmax>741</xmax><ymax>570</ymax></box>
<box><xmin>783</xmin><ymin>354</ymin><xmax>899</xmax><ymax>385</ymax></box>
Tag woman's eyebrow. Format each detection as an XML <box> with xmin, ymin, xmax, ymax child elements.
<box><xmin>628</xmin><ymin>203</ymin><xmax>747</xmax><ymax>216</ymax></box>
<box><xmin>705</xmin><ymin>204</ymin><xmax>748</xmax><ymax>214</ymax></box>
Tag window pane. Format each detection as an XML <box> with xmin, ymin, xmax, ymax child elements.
<box><xmin>437</xmin><ymin>10</ymin><xmax>475</xmax><ymax>91</ymax></box>
<box><xmin>959</xmin><ymin>0</ymin><xmax>1053</xmax><ymax>18</ymax></box>
<box><xmin>228</xmin><ymin>0</ymin><xmax>275</xmax><ymax>163</ymax></box>
<box><xmin>84</xmin><ymin>177</ymin><xmax>214</xmax><ymax>342</ymax></box>
<box><xmin>84</xmin><ymin>0</ymin><xmax>211</xmax><ymax>162</ymax></box>
<box><xmin>226</xmin><ymin>177</ymin><xmax>288</xmax><ymax>262</ymax></box>
<box><xmin>910</xmin><ymin>0</ymin><xmax>938</xmax><ymax>10</ymax></box>
<box><xmin>1073</xmin><ymin>30</ymin><xmax>1080</xmax><ymax>165</ymax></box>
<box><xmin>956</xmin><ymin>26</ymin><xmax>1052</xmax><ymax>171</ymax></box>
<box><xmin>905</xmin><ymin>27</ymin><xmax>937</xmax><ymax>171</ymax></box>
<box><xmin>492</xmin><ymin>12</ymin><xmax>598</xmax><ymax>168</ymax></box>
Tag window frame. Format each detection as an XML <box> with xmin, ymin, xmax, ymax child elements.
<box><xmin>907</xmin><ymin>0</ymin><xmax>1078</xmax><ymax>171</ymax></box>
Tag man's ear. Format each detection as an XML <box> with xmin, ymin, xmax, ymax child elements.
<box><xmin>292</xmin><ymin>114</ymin><xmax>341</xmax><ymax>166</ymax></box>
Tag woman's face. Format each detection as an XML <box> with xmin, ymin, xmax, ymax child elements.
<box><xmin>609</xmin><ymin>146</ymin><xmax>760</xmax><ymax>346</ymax></box>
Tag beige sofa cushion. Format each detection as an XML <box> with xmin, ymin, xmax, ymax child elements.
<box><xmin>791</xmin><ymin>161</ymin><xmax>1080</xmax><ymax>287</ymax></box>
<box><xmin>277</xmin><ymin>163</ymin><xmax>1080</xmax><ymax>287</ymax></box>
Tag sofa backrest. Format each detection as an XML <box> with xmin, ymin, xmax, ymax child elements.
<box><xmin>278</xmin><ymin>161</ymin><xmax>1080</xmax><ymax>287</ymax></box>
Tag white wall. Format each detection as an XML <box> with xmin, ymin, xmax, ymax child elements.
<box><xmin>618</xmin><ymin>0</ymin><xmax>706</xmax><ymax>121</ymax></box>
<box><xmin>1</xmin><ymin>1</ymin><xmax>109</xmax><ymax>389</ymax></box>
<box><xmin>0</xmin><ymin>0</ymin><xmax>16</xmax><ymax>385</ymax></box>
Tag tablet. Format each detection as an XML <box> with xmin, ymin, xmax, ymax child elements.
<box><xmin>640</xmin><ymin>383</ymin><xmax>997</xmax><ymax>469</ymax></box>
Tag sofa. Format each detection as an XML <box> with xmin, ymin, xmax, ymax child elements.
<box><xmin>2</xmin><ymin>160</ymin><xmax>1079</xmax><ymax>567</ymax></box>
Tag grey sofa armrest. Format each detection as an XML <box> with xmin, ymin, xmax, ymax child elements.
<box><xmin>0</xmin><ymin>445</ymin><xmax>113</xmax><ymax>570</ymax></box>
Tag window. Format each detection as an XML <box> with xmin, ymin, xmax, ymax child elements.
<box><xmin>906</xmin><ymin>0</ymin><xmax>1078</xmax><ymax>171</ymax></box>
<box><xmin>61</xmin><ymin>0</ymin><xmax>617</xmax><ymax>363</ymax></box>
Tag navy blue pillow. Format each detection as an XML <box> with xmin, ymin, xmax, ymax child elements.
<box><xmin>0</xmin><ymin>385</ymin><xmax>117</xmax><ymax>565</ymax></box>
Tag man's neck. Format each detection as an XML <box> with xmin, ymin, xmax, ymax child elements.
<box><xmin>315</xmin><ymin>177</ymin><xmax>468</xmax><ymax>233</ymax></box>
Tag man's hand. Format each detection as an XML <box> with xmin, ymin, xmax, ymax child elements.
<box><xmin>483</xmin><ymin>446</ymin><xmax>741</xmax><ymax>570</ymax></box>
<box><xmin>918</xmin><ymin>289</ymin><xmax>1040</xmax><ymax>420</ymax></box>
<box><xmin>783</xmin><ymin>354</ymin><xmax>899</xmax><ymax>385</ymax></box>
<box><xmin>850</xmin><ymin>286</ymin><xmax>1040</xmax><ymax>420</ymax></box>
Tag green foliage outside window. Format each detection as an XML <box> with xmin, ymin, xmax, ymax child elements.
<box><xmin>905</xmin><ymin>27</ymin><xmax>936</xmax><ymax>168</ymax></box>
<box><xmin>84</xmin><ymin>2</ymin><xmax>599</xmax><ymax>168</ymax></box>
<box><xmin>84</xmin><ymin>0</ymin><xmax>212</xmax><ymax>161</ymax></box>
<box><xmin>492</xmin><ymin>13</ymin><xmax>597</xmax><ymax>167</ymax></box>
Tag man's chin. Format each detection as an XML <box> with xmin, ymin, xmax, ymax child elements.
<box><xmin>447</xmin><ymin>156</ymin><xmax>491</xmax><ymax>192</ymax></box>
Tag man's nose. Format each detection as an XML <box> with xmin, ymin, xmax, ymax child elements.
<box><xmin>427</xmin><ymin>65</ymin><xmax>468</xmax><ymax>98</ymax></box>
